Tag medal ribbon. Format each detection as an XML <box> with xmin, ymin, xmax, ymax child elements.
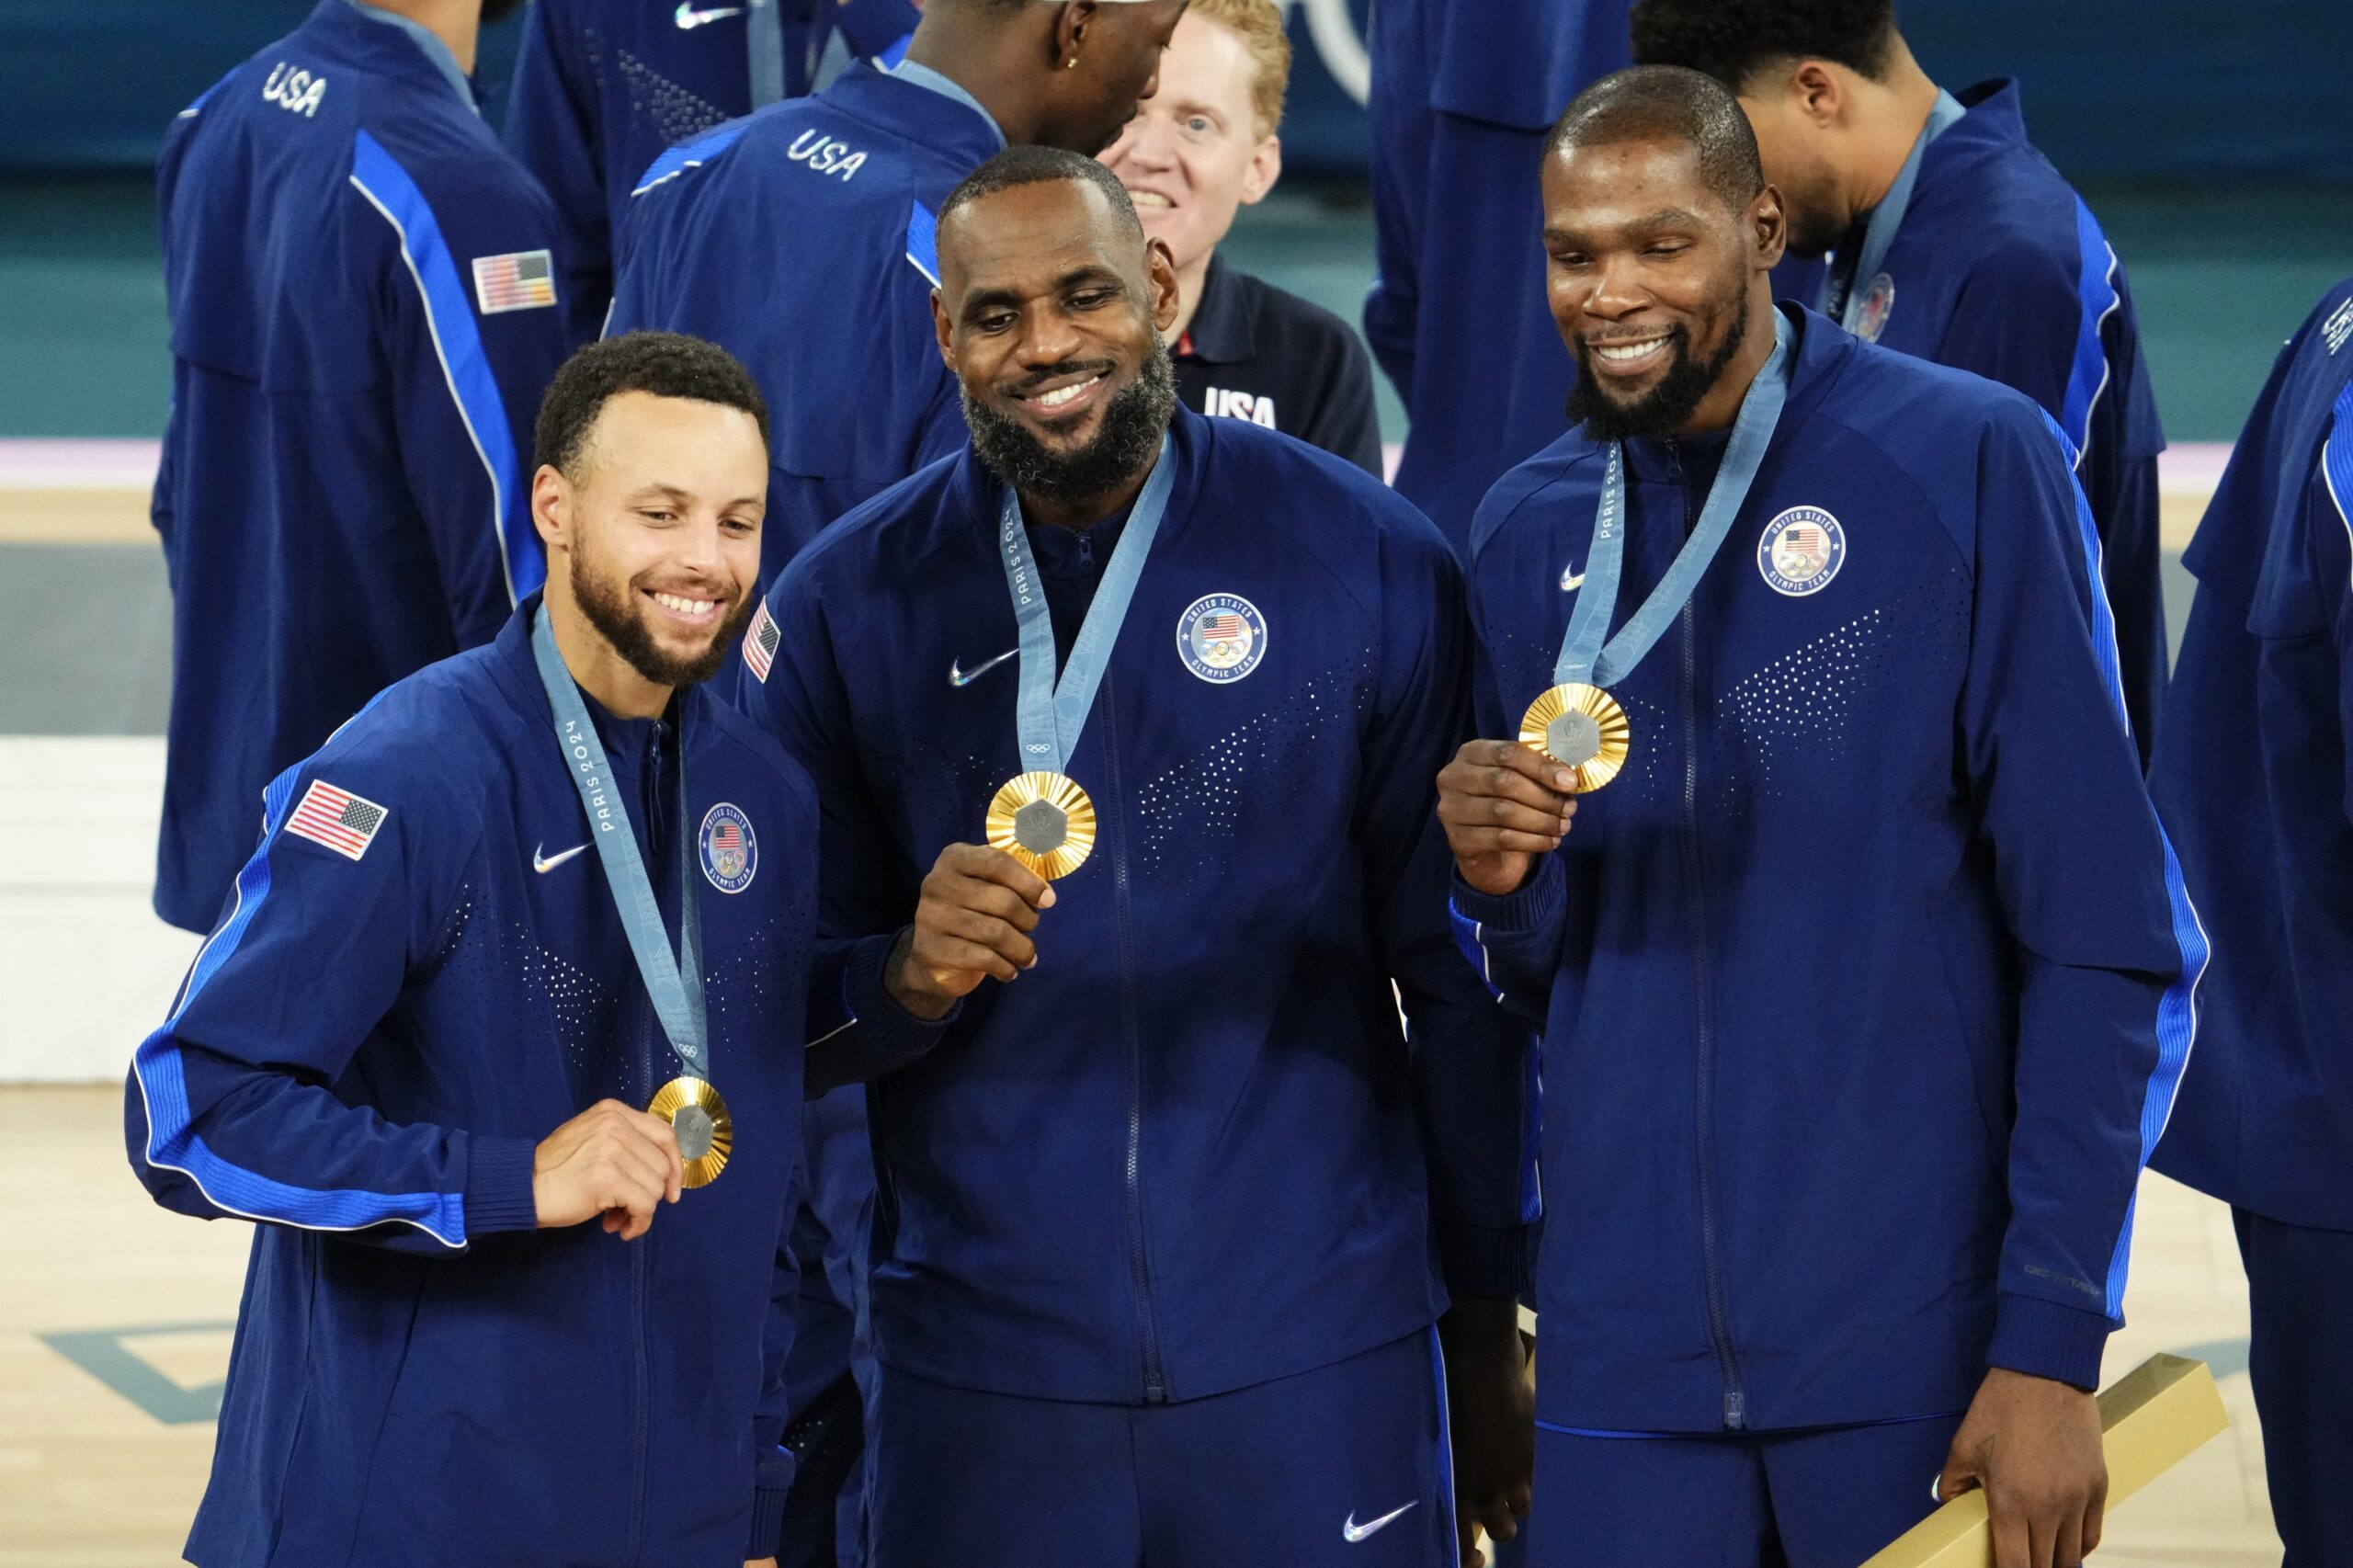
<box><xmin>997</xmin><ymin>433</ymin><xmax>1178</xmax><ymax>776</ymax></box>
<box><xmin>1554</xmin><ymin>312</ymin><xmax>1794</xmax><ymax>689</ymax></box>
<box><xmin>745</xmin><ymin>0</ymin><xmax>785</xmax><ymax>108</ymax></box>
<box><xmin>530</xmin><ymin>607</ymin><xmax>709</xmax><ymax>1083</ymax></box>
<box><xmin>1819</xmin><ymin>89</ymin><xmax>1966</xmax><ymax>326</ymax></box>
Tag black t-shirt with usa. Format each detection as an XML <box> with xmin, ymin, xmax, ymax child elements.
<box><xmin>1173</xmin><ymin>254</ymin><xmax>1384</xmax><ymax>477</ymax></box>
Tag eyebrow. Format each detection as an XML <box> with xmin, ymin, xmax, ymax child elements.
<box><xmin>621</xmin><ymin>483</ymin><xmax>762</xmax><ymax>511</ymax></box>
<box><xmin>1542</xmin><ymin>206</ymin><xmax>1708</xmax><ymax>245</ymax></box>
<box><xmin>961</xmin><ymin>264</ymin><xmax>1125</xmax><ymax>316</ymax></box>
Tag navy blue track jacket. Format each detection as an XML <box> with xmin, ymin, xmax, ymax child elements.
<box><xmin>1363</xmin><ymin>0</ymin><xmax>1632</xmax><ymax>554</ymax></box>
<box><xmin>1455</xmin><ymin>307</ymin><xmax>2205</xmax><ymax>1433</ymax></box>
<box><xmin>504</xmin><ymin>0</ymin><xmax>917</xmax><ymax>329</ymax></box>
<box><xmin>2152</xmin><ymin>278</ymin><xmax>2353</xmax><ymax>1233</ymax></box>
<box><xmin>1838</xmin><ymin>80</ymin><xmax>2169</xmax><ymax>761</ymax></box>
<box><xmin>125</xmin><ymin>604</ymin><xmax>942</xmax><ymax>1567</ymax></box>
<box><xmin>608</xmin><ymin>59</ymin><xmax>997</xmax><ymax>574</ymax></box>
<box><xmin>738</xmin><ymin>407</ymin><xmax>1536</xmax><ymax>1405</ymax></box>
<box><xmin>153</xmin><ymin>0</ymin><xmax>571</xmax><ymax>936</ymax></box>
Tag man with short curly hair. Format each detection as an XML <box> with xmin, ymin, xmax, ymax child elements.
<box><xmin>1631</xmin><ymin>0</ymin><xmax>2169</xmax><ymax>762</ymax></box>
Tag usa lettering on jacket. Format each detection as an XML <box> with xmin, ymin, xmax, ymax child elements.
<box><xmin>1205</xmin><ymin>389</ymin><xmax>1278</xmax><ymax>429</ymax></box>
<box><xmin>261</xmin><ymin>62</ymin><xmax>327</xmax><ymax>118</ymax></box>
<box><xmin>787</xmin><ymin>129</ymin><xmax>866</xmax><ymax>181</ymax></box>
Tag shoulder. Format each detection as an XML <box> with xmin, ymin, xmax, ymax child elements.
<box><xmin>290</xmin><ymin>646</ymin><xmax>522</xmax><ymax>831</ymax></box>
<box><xmin>691</xmin><ymin>688</ymin><xmax>820</xmax><ymax>816</ymax></box>
<box><xmin>352</xmin><ymin>112</ymin><xmax>555</xmax><ymax>227</ymax></box>
<box><xmin>1470</xmin><ymin>428</ymin><xmax>1605</xmax><ymax>568</ymax></box>
<box><xmin>1193</xmin><ymin>416</ymin><xmax>1455</xmax><ymax>603</ymax></box>
<box><xmin>771</xmin><ymin>449</ymin><xmax>971</xmax><ymax>605</ymax></box>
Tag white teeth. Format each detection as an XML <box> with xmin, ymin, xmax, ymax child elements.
<box><xmin>1031</xmin><ymin>376</ymin><xmax>1100</xmax><ymax>409</ymax></box>
<box><xmin>654</xmin><ymin>591</ymin><xmax>715</xmax><ymax>618</ymax></box>
<box><xmin>1597</xmin><ymin>338</ymin><xmax>1666</xmax><ymax>363</ymax></box>
<box><xmin>1128</xmin><ymin>190</ymin><xmax>1173</xmax><ymax>208</ymax></box>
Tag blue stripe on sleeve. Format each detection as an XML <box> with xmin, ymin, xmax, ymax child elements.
<box><xmin>2059</xmin><ymin>197</ymin><xmax>2123</xmax><ymax>465</ymax></box>
<box><xmin>2038</xmin><ymin>410</ymin><xmax>2211</xmax><ymax>1317</ymax></box>
<box><xmin>874</xmin><ymin>31</ymin><xmax>913</xmax><ymax>70</ymax></box>
<box><xmin>130</xmin><ymin>699</ymin><xmax>469</xmax><ymax>1249</ymax></box>
<box><xmin>1519</xmin><ymin>1050</ymin><xmax>1544</xmax><ymax>1223</ymax></box>
<box><xmin>2320</xmin><ymin>369</ymin><xmax>2353</xmax><ymax>538</ymax></box>
<box><xmin>1445</xmin><ymin>898</ymin><xmax>1504</xmax><ymax>1005</ymax></box>
<box><xmin>631</xmin><ymin>119</ymin><xmax>750</xmax><ymax>197</ymax></box>
<box><xmin>347</xmin><ymin>130</ymin><xmax>542</xmax><ymax>604</ymax></box>
<box><xmin>1427</xmin><ymin>1326</ymin><xmax>1459</xmax><ymax>1527</ymax></box>
<box><xmin>905</xmin><ymin>200</ymin><xmax>940</xmax><ymax>288</ymax></box>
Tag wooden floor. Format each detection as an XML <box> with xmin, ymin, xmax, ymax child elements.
<box><xmin>0</xmin><ymin>1085</ymin><xmax>2283</xmax><ymax>1565</ymax></box>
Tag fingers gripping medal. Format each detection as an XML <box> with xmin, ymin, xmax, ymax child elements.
<box><xmin>1529</xmin><ymin>314</ymin><xmax>1796</xmax><ymax>792</ymax></box>
<box><xmin>987</xmin><ymin>434</ymin><xmax>1176</xmax><ymax>879</ymax></box>
<box><xmin>530</xmin><ymin>608</ymin><xmax>732</xmax><ymax>1189</ymax></box>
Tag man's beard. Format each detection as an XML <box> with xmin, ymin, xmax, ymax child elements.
<box><xmin>963</xmin><ymin>340</ymin><xmax>1178</xmax><ymax>509</ymax></box>
<box><xmin>1563</xmin><ymin>301</ymin><xmax>1749</xmax><ymax>444</ymax></box>
<box><xmin>571</xmin><ymin>548</ymin><xmax>752</xmax><ymax>691</ymax></box>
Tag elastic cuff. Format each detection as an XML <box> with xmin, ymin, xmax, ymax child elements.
<box><xmin>842</xmin><ymin>929</ymin><xmax>960</xmax><ymax>1065</ymax></box>
<box><xmin>1438</xmin><ymin>1221</ymin><xmax>1532</xmax><ymax>1301</ymax></box>
<box><xmin>1449</xmin><ymin>853</ymin><xmax>1563</xmax><ymax>936</ymax></box>
<box><xmin>460</xmin><ymin>1134</ymin><xmax>540</xmax><ymax>1238</ymax></box>
<box><xmin>1988</xmin><ymin>1291</ymin><xmax>2112</xmax><ymax>1392</ymax></box>
<box><xmin>746</xmin><ymin>1483</ymin><xmax>792</xmax><ymax>1560</ymax></box>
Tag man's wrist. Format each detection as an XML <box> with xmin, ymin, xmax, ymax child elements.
<box><xmin>881</xmin><ymin>926</ymin><xmax>955</xmax><ymax>1022</ymax></box>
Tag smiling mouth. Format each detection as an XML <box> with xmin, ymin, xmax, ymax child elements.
<box><xmin>1585</xmin><ymin>331</ymin><xmax>1677</xmax><ymax>375</ymax></box>
<box><xmin>1017</xmin><ymin>372</ymin><xmax>1108</xmax><ymax>415</ymax></box>
<box><xmin>1126</xmin><ymin>188</ymin><xmax>1175</xmax><ymax>210</ymax></box>
<box><xmin>648</xmin><ymin>588</ymin><xmax>722</xmax><ymax>623</ymax></box>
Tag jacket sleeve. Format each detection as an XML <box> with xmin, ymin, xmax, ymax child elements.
<box><xmin>1961</xmin><ymin>406</ymin><xmax>2207</xmax><ymax>1390</ymax></box>
<box><xmin>501</xmin><ymin>0</ymin><xmax>612</xmax><ymax>346</ymax></box>
<box><xmin>745</xmin><ymin>1187</ymin><xmax>801</xmax><ymax>1557</ymax></box>
<box><xmin>1364</xmin><ymin>517</ymin><xmax>1536</xmax><ymax>1300</ymax></box>
<box><xmin>1360</xmin><ymin>0</ymin><xmax>1429</xmax><ymax>409</ymax></box>
<box><xmin>351</xmin><ymin>131</ymin><xmax>572</xmax><ymax>645</ymax></box>
<box><xmin>1442</xmin><ymin>559</ymin><xmax>1573</xmax><ymax>1026</ymax></box>
<box><xmin>736</xmin><ymin>582</ymin><xmax>959</xmax><ymax>1093</ymax></box>
<box><xmin>123</xmin><ymin>726</ymin><xmax>540</xmax><ymax>1257</ymax></box>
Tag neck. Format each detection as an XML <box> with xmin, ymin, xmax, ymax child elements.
<box><xmin>1847</xmin><ymin>42</ymin><xmax>1942</xmax><ymax>220</ymax></box>
<box><xmin>545</xmin><ymin>586</ymin><xmax>675</xmax><ymax>721</ymax></box>
<box><xmin>1018</xmin><ymin>443</ymin><xmax>1163</xmax><ymax>531</ymax></box>
<box><xmin>358</xmin><ymin>0</ymin><xmax>480</xmax><ymax>74</ymax></box>
<box><xmin>1677</xmin><ymin>291</ymin><xmax>1780</xmax><ymax>436</ymax></box>
<box><xmin>904</xmin><ymin>12</ymin><xmax>1040</xmax><ymax>144</ymax></box>
<box><xmin>1167</xmin><ymin>250</ymin><xmax>1214</xmax><ymax>345</ymax></box>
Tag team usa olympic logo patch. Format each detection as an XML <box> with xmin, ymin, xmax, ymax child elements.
<box><xmin>1854</xmin><ymin>272</ymin><xmax>1896</xmax><ymax>343</ymax></box>
<box><xmin>1176</xmin><ymin>593</ymin><xmax>1267</xmax><ymax>683</ymax></box>
<box><xmin>1757</xmin><ymin>507</ymin><xmax>1847</xmax><ymax>597</ymax></box>
<box><xmin>698</xmin><ymin>803</ymin><xmax>757</xmax><ymax>893</ymax></box>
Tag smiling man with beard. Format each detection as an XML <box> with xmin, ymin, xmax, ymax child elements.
<box><xmin>737</xmin><ymin>145</ymin><xmax>1539</xmax><ymax>1566</ymax></box>
<box><xmin>1434</xmin><ymin>68</ymin><xmax>2205</xmax><ymax>1568</ymax></box>
<box><xmin>128</xmin><ymin>333</ymin><xmax>949</xmax><ymax>1568</ymax></box>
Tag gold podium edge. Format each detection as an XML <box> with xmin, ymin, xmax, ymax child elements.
<box><xmin>1859</xmin><ymin>1354</ymin><xmax>2230</xmax><ymax>1568</ymax></box>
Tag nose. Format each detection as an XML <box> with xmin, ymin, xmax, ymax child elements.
<box><xmin>1110</xmin><ymin>109</ymin><xmax>1176</xmax><ymax>175</ymax></box>
<box><xmin>1584</xmin><ymin>254</ymin><xmax>1651</xmax><ymax>321</ymax></box>
<box><xmin>1015</xmin><ymin>303</ymin><xmax>1087</xmax><ymax>375</ymax></box>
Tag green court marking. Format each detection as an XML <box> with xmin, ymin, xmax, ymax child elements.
<box><xmin>40</xmin><ymin>1320</ymin><xmax>233</xmax><ymax>1426</ymax></box>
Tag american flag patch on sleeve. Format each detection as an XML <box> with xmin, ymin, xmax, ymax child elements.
<box><xmin>471</xmin><ymin>249</ymin><xmax>557</xmax><ymax>314</ymax></box>
<box><xmin>744</xmin><ymin>599</ymin><xmax>781</xmax><ymax>683</ymax></box>
<box><xmin>284</xmin><ymin>779</ymin><xmax>391</xmax><ymax>861</ymax></box>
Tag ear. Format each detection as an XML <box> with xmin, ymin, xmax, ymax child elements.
<box><xmin>931</xmin><ymin>285</ymin><xmax>955</xmax><ymax>368</ymax></box>
<box><xmin>1790</xmin><ymin>60</ymin><xmax>1843</xmax><ymax>130</ymax></box>
<box><xmin>1054</xmin><ymin>0</ymin><xmax>1096</xmax><ymax>69</ymax></box>
<box><xmin>530</xmin><ymin>462</ymin><xmax>571</xmax><ymax>553</ymax></box>
<box><xmin>1750</xmin><ymin>182</ymin><xmax>1789</xmax><ymax>272</ymax></box>
<box><xmin>1145</xmin><ymin>236</ymin><xmax>1182</xmax><ymax>334</ymax></box>
<box><xmin>1238</xmin><ymin>133</ymin><xmax>1281</xmax><ymax>207</ymax></box>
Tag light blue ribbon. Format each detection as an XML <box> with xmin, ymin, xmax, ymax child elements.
<box><xmin>997</xmin><ymin>434</ymin><xmax>1177</xmax><ymax>775</ymax></box>
<box><xmin>531</xmin><ymin>607</ymin><xmax>708</xmax><ymax>1081</ymax></box>
<box><xmin>1818</xmin><ymin>89</ymin><xmax>1966</xmax><ymax>327</ymax></box>
<box><xmin>1554</xmin><ymin>312</ymin><xmax>1793</xmax><ymax>689</ymax></box>
<box><xmin>745</xmin><ymin>0</ymin><xmax>784</xmax><ymax>108</ymax></box>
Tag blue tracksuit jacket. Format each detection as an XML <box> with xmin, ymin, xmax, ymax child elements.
<box><xmin>125</xmin><ymin>604</ymin><xmax>940</xmax><ymax>1567</ymax></box>
<box><xmin>153</xmin><ymin>0</ymin><xmax>572</xmax><ymax>936</ymax></box>
<box><xmin>1838</xmin><ymin>79</ymin><xmax>2169</xmax><ymax>761</ymax></box>
<box><xmin>1364</xmin><ymin>0</ymin><xmax>1632</xmax><ymax>554</ymax></box>
<box><xmin>504</xmin><ymin>0</ymin><xmax>917</xmax><ymax>331</ymax></box>
<box><xmin>1455</xmin><ymin>306</ymin><xmax>2204</xmax><ymax>1433</ymax></box>
<box><xmin>608</xmin><ymin>59</ymin><xmax>996</xmax><ymax>574</ymax></box>
<box><xmin>2151</xmin><ymin>278</ymin><xmax>2353</xmax><ymax>1232</ymax></box>
<box><xmin>738</xmin><ymin>407</ymin><xmax>1536</xmax><ymax>1405</ymax></box>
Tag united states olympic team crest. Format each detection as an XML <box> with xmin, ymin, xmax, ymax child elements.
<box><xmin>1176</xmin><ymin>593</ymin><xmax>1267</xmax><ymax>683</ymax></box>
<box><xmin>699</xmin><ymin>803</ymin><xmax>757</xmax><ymax>892</ymax></box>
<box><xmin>1757</xmin><ymin>506</ymin><xmax>1847</xmax><ymax>597</ymax></box>
<box><xmin>1854</xmin><ymin>272</ymin><xmax>1896</xmax><ymax>342</ymax></box>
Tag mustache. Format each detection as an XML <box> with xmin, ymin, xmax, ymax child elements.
<box><xmin>1005</xmin><ymin>358</ymin><xmax>1119</xmax><ymax>398</ymax></box>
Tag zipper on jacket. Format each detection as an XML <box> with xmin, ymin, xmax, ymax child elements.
<box><xmin>1098</xmin><ymin>671</ymin><xmax>1167</xmax><ymax>1402</ymax></box>
<box><xmin>1669</xmin><ymin>441</ymin><xmax>1749</xmax><ymax>1430</ymax></box>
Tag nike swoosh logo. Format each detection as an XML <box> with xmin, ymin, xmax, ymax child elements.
<box><xmin>674</xmin><ymin>2</ymin><xmax>744</xmax><ymax>28</ymax></box>
<box><xmin>949</xmin><ymin>648</ymin><xmax>1018</xmax><ymax>687</ymax></box>
<box><xmin>533</xmin><ymin>842</ymin><xmax>590</xmax><ymax>874</ymax></box>
<box><xmin>1342</xmin><ymin>1502</ymin><xmax>1417</xmax><ymax>1542</ymax></box>
<box><xmin>1560</xmin><ymin>566</ymin><xmax>1585</xmax><ymax>591</ymax></box>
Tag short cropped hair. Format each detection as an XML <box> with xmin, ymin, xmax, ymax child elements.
<box><xmin>940</xmin><ymin>145</ymin><xmax>1145</xmax><ymax>244</ymax></box>
<box><xmin>1185</xmin><ymin>0</ymin><xmax>1291</xmax><ymax>138</ymax></box>
<box><xmin>533</xmin><ymin>331</ymin><xmax>769</xmax><ymax>478</ymax></box>
<box><xmin>1629</xmin><ymin>0</ymin><xmax>1900</xmax><ymax>90</ymax></box>
<box><xmin>1545</xmin><ymin>65</ymin><xmax>1767</xmax><ymax>216</ymax></box>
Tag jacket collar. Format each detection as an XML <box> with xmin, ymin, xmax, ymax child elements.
<box><xmin>1177</xmin><ymin>255</ymin><xmax>1253</xmax><ymax>364</ymax></box>
<box><xmin>487</xmin><ymin>595</ymin><xmax>714</xmax><ymax>761</ymax></box>
<box><xmin>1602</xmin><ymin>304</ymin><xmax>1856</xmax><ymax>483</ymax></box>
<box><xmin>822</xmin><ymin>59</ymin><xmax>1005</xmax><ymax>165</ymax></box>
<box><xmin>316</xmin><ymin>0</ymin><xmax>477</xmax><ymax>113</ymax></box>
<box><xmin>948</xmin><ymin>403</ymin><xmax>1214</xmax><ymax>552</ymax></box>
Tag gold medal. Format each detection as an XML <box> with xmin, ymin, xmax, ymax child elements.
<box><xmin>647</xmin><ymin>1074</ymin><xmax>733</xmax><ymax>1188</ymax></box>
<box><xmin>1519</xmin><ymin>682</ymin><xmax>1632</xmax><ymax>793</ymax></box>
<box><xmin>985</xmin><ymin>770</ymin><xmax>1097</xmax><ymax>880</ymax></box>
